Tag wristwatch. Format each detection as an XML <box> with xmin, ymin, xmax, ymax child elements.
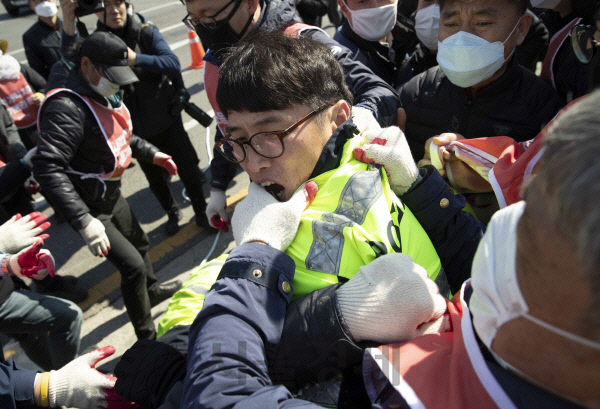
<box><xmin>0</xmin><ymin>254</ymin><xmax>12</xmax><ymax>277</ymax></box>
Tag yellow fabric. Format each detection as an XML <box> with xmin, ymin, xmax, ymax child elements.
<box><xmin>286</xmin><ymin>134</ymin><xmax>443</xmax><ymax>299</ymax></box>
<box><xmin>156</xmin><ymin>255</ymin><xmax>228</xmax><ymax>338</ymax></box>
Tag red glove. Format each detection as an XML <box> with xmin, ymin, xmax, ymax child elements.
<box><xmin>0</xmin><ymin>212</ymin><xmax>50</xmax><ymax>254</ymax></box>
<box><xmin>210</xmin><ymin>214</ymin><xmax>230</xmax><ymax>233</ymax></box>
<box><xmin>24</xmin><ymin>176</ymin><xmax>41</xmax><ymax>195</ymax></box>
<box><xmin>153</xmin><ymin>153</ymin><xmax>178</xmax><ymax>176</ymax></box>
<box><xmin>8</xmin><ymin>240</ymin><xmax>55</xmax><ymax>279</ymax></box>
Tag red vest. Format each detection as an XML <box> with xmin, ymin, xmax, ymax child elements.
<box><xmin>488</xmin><ymin>96</ymin><xmax>585</xmax><ymax>207</ymax></box>
<box><xmin>0</xmin><ymin>72</ymin><xmax>38</xmax><ymax>129</ymax></box>
<box><xmin>204</xmin><ymin>23</ymin><xmax>320</xmax><ymax>138</ymax></box>
<box><xmin>540</xmin><ymin>18</ymin><xmax>582</xmax><ymax>89</ymax></box>
<box><xmin>365</xmin><ymin>281</ymin><xmax>517</xmax><ymax>409</ymax></box>
<box><xmin>39</xmin><ymin>88</ymin><xmax>132</xmax><ymax>179</ymax></box>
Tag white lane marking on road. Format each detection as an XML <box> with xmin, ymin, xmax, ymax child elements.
<box><xmin>159</xmin><ymin>22</ymin><xmax>185</xmax><ymax>34</ymax></box>
<box><xmin>139</xmin><ymin>1</ymin><xmax>182</xmax><ymax>14</ymax></box>
<box><xmin>170</xmin><ymin>38</ymin><xmax>191</xmax><ymax>51</ymax></box>
<box><xmin>7</xmin><ymin>48</ymin><xmax>25</xmax><ymax>56</ymax></box>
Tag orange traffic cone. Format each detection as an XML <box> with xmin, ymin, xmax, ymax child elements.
<box><xmin>187</xmin><ymin>28</ymin><xmax>205</xmax><ymax>70</ymax></box>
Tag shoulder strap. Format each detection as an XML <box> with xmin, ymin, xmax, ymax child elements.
<box><xmin>137</xmin><ymin>23</ymin><xmax>155</xmax><ymax>55</ymax></box>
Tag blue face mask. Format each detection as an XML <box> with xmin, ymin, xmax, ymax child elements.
<box><xmin>436</xmin><ymin>18</ymin><xmax>520</xmax><ymax>88</ymax></box>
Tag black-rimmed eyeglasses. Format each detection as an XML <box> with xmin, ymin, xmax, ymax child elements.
<box><xmin>216</xmin><ymin>104</ymin><xmax>332</xmax><ymax>164</ymax></box>
<box><xmin>182</xmin><ymin>0</ymin><xmax>237</xmax><ymax>30</ymax></box>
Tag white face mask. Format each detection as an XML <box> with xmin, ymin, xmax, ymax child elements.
<box><xmin>88</xmin><ymin>66</ymin><xmax>120</xmax><ymax>97</ymax></box>
<box><xmin>470</xmin><ymin>201</ymin><xmax>600</xmax><ymax>357</ymax></box>
<box><xmin>34</xmin><ymin>1</ymin><xmax>58</xmax><ymax>17</ymax></box>
<box><xmin>345</xmin><ymin>0</ymin><xmax>398</xmax><ymax>42</ymax></box>
<box><xmin>529</xmin><ymin>0</ymin><xmax>561</xmax><ymax>9</ymax></box>
<box><xmin>415</xmin><ymin>4</ymin><xmax>440</xmax><ymax>51</ymax></box>
<box><xmin>436</xmin><ymin>18</ymin><xmax>520</xmax><ymax>88</ymax></box>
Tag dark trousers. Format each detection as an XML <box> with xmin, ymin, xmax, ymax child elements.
<box><xmin>141</xmin><ymin>117</ymin><xmax>207</xmax><ymax>216</ymax></box>
<box><xmin>94</xmin><ymin>194</ymin><xmax>158</xmax><ymax>339</ymax></box>
<box><xmin>0</xmin><ymin>290</ymin><xmax>82</xmax><ymax>370</ymax></box>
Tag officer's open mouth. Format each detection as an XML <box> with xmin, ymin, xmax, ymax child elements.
<box><xmin>261</xmin><ymin>182</ymin><xmax>285</xmax><ymax>201</ymax></box>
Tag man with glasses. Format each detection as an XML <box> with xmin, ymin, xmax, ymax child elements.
<box><xmin>180</xmin><ymin>0</ymin><xmax>402</xmax><ymax>233</ymax></box>
<box><xmin>176</xmin><ymin>30</ymin><xmax>487</xmax><ymax>408</ymax></box>
<box><xmin>60</xmin><ymin>0</ymin><xmax>211</xmax><ymax>237</ymax></box>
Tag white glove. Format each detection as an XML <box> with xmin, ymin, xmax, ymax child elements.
<box><xmin>336</xmin><ymin>253</ymin><xmax>447</xmax><ymax>344</ymax></box>
<box><xmin>23</xmin><ymin>146</ymin><xmax>37</xmax><ymax>168</ymax></box>
<box><xmin>3</xmin><ymin>240</ymin><xmax>55</xmax><ymax>280</ymax></box>
<box><xmin>351</xmin><ymin>106</ymin><xmax>381</xmax><ymax>135</ymax></box>
<box><xmin>0</xmin><ymin>212</ymin><xmax>50</xmax><ymax>253</ymax></box>
<box><xmin>353</xmin><ymin>126</ymin><xmax>419</xmax><ymax>196</ymax></box>
<box><xmin>232</xmin><ymin>181</ymin><xmax>318</xmax><ymax>251</ymax></box>
<box><xmin>79</xmin><ymin>217</ymin><xmax>110</xmax><ymax>257</ymax></box>
<box><xmin>206</xmin><ymin>189</ymin><xmax>230</xmax><ymax>232</ymax></box>
<box><xmin>48</xmin><ymin>346</ymin><xmax>134</xmax><ymax>409</ymax></box>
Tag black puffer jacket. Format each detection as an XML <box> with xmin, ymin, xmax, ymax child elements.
<box><xmin>399</xmin><ymin>56</ymin><xmax>564</xmax><ymax>160</ymax></box>
<box><xmin>32</xmin><ymin>60</ymin><xmax>158</xmax><ymax>231</ymax></box>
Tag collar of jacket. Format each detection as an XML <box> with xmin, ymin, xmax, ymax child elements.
<box><xmin>341</xmin><ymin>20</ymin><xmax>393</xmax><ymax>61</ymax></box>
<box><xmin>37</xmin><ymin>16</ymin><xmax>62</xmax><ymax>31</ymax></box>
<box><xmin>309</xmin><ymin>119</ymin><xmax>359</xmax><ymax>180</ymax></box>
<box><xmin>446</xmin><ymin>55</ymin><xmax>521</xmax><ymax>102</ymax></box>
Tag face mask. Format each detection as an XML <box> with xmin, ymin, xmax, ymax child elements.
<box><xmin>529</xmin><ymin>0</ymin><xmax>560</xmax><ymax>8</ymax></box>
<box><xmin>436</xmin><ymin>18</ymin><xmax>520</xmax><ymax>88</ymax></box>
<box><xmin>345</xmin><ymin>0</ymin><xmax>397</xmax><ymax>42</ymax></box>
<box><xmin>470</xmin><ymin>201</ymin><xmax>600</xmax><ymax>356</ymax></box>
<box><xmin>193</xmin><ymin>0</ymin><xmax>253</xmax><ymax>58</ymax></box>
<box><xmin>415</xmin><ymin>4</ymin><xmax>440</xmax><ymax>51</ymax></box>
<box><xmin>35</xmin><ymin>1</ymin><xmax>58</xmax><ymax>17</ymax></box>
<box><xmin>88</xmin><ymin>66</ymin><xmax>120</xmax><ymax>97</ymax></box>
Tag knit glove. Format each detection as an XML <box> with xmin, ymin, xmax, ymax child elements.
<box><xmin>4</xmin><ymin>240</ymin><xmax>55</xmax><ymax>280</ymax></box>
<box><xmin>353</xmin><ymin>126</ymin><xmax>419</xmax><ymax>196</ymax></box>
<box><xmin>232</xmin><ymin>181</ymin><xmax>318</xmax><ymax>251</ymax></box>
<box><xmin>336</xmin><ymin>253</ymin><xmax>447</xmax><ymax>344</ymax></box>
<box><xmin>0</xmin><ymin>212</ymin><xmax>50</xmax><ymax>253</ymax></box>
<box><xmin>351</xmin><ymin>106</ymin><xmax>381</xmax><ymax>135</ymax></box>
<box><xmin>206</xmin><ymin>189</ymin><xmax>230</xmax><ymax>232</ymax></box>
<box><xmin>79</xmin><ymin>217</ymin><xmax>110</xmax><ymax>257</ymax></box>
<box><xmin>48</xmin><ymin>346</ymin><xmax>135</xmax><ymax>409</ymax></box>
<box><xmin>153</xmin><ymin>152</ymin><xmax>178</xmax><ymax>176</ymax></box>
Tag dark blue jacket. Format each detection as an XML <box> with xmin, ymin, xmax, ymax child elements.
<box><xmin>181</xmin><ymin>244</ymin><xmax>320</xmax><ymax>409</ymax></box>
<box><xmin>0</xmin><ymin>352</ymin><xmax>38</xmax><ymax>409</ymax></box>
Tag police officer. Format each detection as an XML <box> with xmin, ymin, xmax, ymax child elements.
<box><xmin>61</xmin><ymin>0</ymin><xmax>212</xmax><ymax>236</ymax></box>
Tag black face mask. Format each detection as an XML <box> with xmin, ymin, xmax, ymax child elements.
<box><xmin>193</xmin><ymin>0</ymin><xmax>253</xmax><ymax>58</ymax></box>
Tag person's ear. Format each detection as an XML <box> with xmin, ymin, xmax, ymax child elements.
<box><xmin>338</xmin><ymin>0</ymin><xmax>351</xmax><ymax>20</ymax></box>
<box><xmin>515</xmin><ymin>13</ymin><xmax>532</xmax><ymax>46</ymax></box>
<box><xmin>330</xmin><ymin>100</ymin><xmax>350</xmax><ymax>132</ymax></box>
<box><xmin>246</xmin><ymin>0</ymin><xmax>260</xmax><ymax>17</ymax></box>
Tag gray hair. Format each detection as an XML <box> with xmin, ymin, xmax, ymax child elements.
<box><xmin>536</xmin><ymin>90</ymin><xmax>600</xmax><ymax>337</ymax></box>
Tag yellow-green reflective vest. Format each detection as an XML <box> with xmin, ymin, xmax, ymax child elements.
<box><xmin>157</xmin><ymin>131</ymin><xmax>449</xmax><ymax>337</ymax></box>
<box><xmin>156</xmin><ymin>255</ymin><xmax>227</xmax><ymax>338</ymax></box>
<box><xmin>286</xmin><ymin>133</ymin><xmax>448</xmax><ymax>299</ymax></box>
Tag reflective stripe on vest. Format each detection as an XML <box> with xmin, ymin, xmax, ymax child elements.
<box><xmin>286</xmin><ymin>134</ymin><xmax>446</xmax><ymax>299</ymax></box>
<box><xmin>365</xmin><ymin>280</ymin><xmax>513</xmax><ymax>409</ymax></box>
<box><xmin>39</xmin><ymin>88</ymin><xmax>133</xmax><ymax>180</ymax></box>
<box><xmin>540</xmin><ymin>18</ymin><xmax>582</xmax><ymax>89</ymax></box>
<box><xmin>157</xmin><ymin>254</ymin><xmax>227</xmax><ymax>338</ymax></box>
<box><xmin>0</xmin><ymin>72</ymin><xmax>38</xmax><ymax>129</ymax></box>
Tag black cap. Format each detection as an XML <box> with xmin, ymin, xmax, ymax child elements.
<box><xmin>80</xmin><ymin>31</ymin><xmax>138</xmax><ymax>86</ymax></box>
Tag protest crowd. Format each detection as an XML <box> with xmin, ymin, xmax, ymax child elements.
<box><xmin>0</xmin><ymin>0</ymin><xmax>599</xmax><ymax>407</ymax></box>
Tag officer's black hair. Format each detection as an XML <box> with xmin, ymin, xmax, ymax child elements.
<box><xmin>216</xmin><ymin>29</ymin><xmax>353</xmax><ymax>118</ymax></box>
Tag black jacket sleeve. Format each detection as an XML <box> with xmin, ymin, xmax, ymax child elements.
<box><xmin>0</xmin><ymin>105</ymin><xmax>26</xmax><ymax>161</ymax></box>
<box><xmin>0</xmin><ymin>355</ymin><xmax>38</xmax><ymax>409</ymax></box>
<box><xmin>32</xmin><ymin>94</ymin><xmax>91</xmax><ymax>230</ymax></box>
<box><xmin>302</xmin><ymin>29</ymin><xmax>401</xmax><ymax>127</ymax></box>
<box><xmin>23</xmin><ymin>35</ymin><xmax>48</xmax><ymax>81</ymax></box>
<box><xmin>400</xmin><ymin>166</ymin><xmax>485</xmax><ymax>293</ymax></box>
<box><xmin>20</xmin><ymin>65</ymin><xmax>47</xmax><ymax>94</ymax></box>
<box><xmin>130</xmin><ymin>134</ymin><xmax>159</xmax><ymax>164</ymax></box>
